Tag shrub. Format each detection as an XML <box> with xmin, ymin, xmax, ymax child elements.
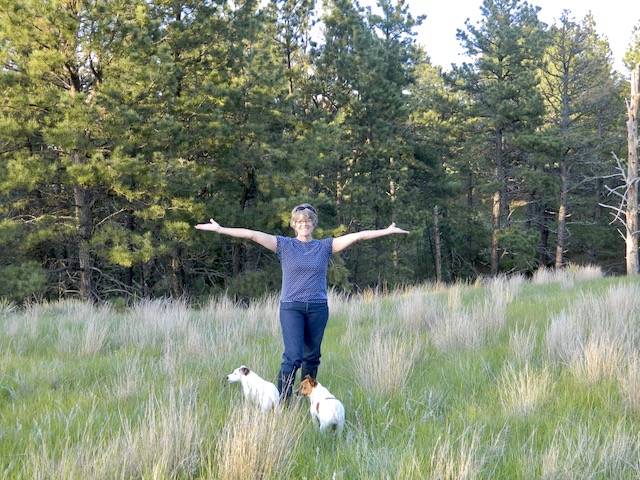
<box><xmin>0</xmin><ymin>261</ymin><xmax>47</xmax><ymax>302</ymax></box>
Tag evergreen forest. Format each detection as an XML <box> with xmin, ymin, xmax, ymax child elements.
<box><xmin>1</xmin><ymin>0</ymin><xmax>638</xmax><ymax>303</ymax></box>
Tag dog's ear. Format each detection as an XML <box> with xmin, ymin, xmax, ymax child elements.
<box><xmin>302</xmin><ymin>374</ymin><xmax>318</xmax><ymax>386</ymax></box>
<box><xmin>240</xmin><ymin>366</ymin><xmax>250</xmax><ymax>376</ymax></box>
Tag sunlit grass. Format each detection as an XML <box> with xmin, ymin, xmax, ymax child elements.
<box><xmin>215</xmin><ymin>403</ymin><xmax>302</xmax><ymax>480</ymax></box>
<box><xmin>509</xmin><ymin>324</ymin><xmax>538</xmax><ymax>364</ymax></box>
<box><xmin>0</xmin><ymin>266</ymin><xmax>639</xmax><ymax>478</ymax></box>
<box><xmin>350</xmin><ymin>331</ymin><xmax>421</xmax><ymax>395</ymax></box>
<box><xmin>429</xmin><ymin>427</ymin><xmax>488</xmax><ymax>479</ymax></box>
<box><xmin>569</xmin><ymin>336</ymin><xmax>626</xmax><ymax>385</ymax></box>
<box><xmin>532</xmin><ymin>263</ymin><xmax>603</xmax><ymax>286</ymax></box>
<box><xmin>540</xmin><ymin>423</ymin><xmax>640</xmax><ymax>478</ymax></box>
<box><xmin>618</xmin><ymin>352</ymin><xmax>640</xmax><ymax>413</ymax></box>
<box><xmin>499</xmin><ymin>363</ymin><xmax>552</xmax><ymax>416</ymax></box>
<box><xmin>23</xmin><ymin>387</ymin><xmax>204</xmax><ymax>479</ymax></box>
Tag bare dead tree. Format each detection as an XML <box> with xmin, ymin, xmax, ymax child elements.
<box><xmin>600</xmin><ymin>64</ymin><xmax>640</xmax><ymax>275</ymax></box>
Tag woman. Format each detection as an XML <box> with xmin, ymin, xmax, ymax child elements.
<box><xmin>195</xmin><ymin>204</ymin><xmax>409</xmax><ymax>400</ymax></box>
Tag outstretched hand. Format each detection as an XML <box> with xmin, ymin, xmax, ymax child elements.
<box><xmin>388</xmin><ymin>222</ymin><xmax>410</xmax><ymax>234</ymax></box>
<box><xmin>194</xmin><ymin>218</ymin><xmax>221</xmax><ymax>232</ymax></box>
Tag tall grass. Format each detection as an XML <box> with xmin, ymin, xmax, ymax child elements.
<box><xmin>350</xmin><ymin>332</ymin><xmax>421</xmax><ymax>395</ymax></box>
<box><xmin>215</xmin><ymin>404</ymin><xmax>303</xmax><ymax>479</ymax></box>
<box><xmin>23</xmin><ymin>387</ymin><xmax>204</xmax><ymax>479</ymax></box>
<box><xmin>532</xmin><ymin>263</ymin><xmax>603</xmax><ymax>286</ymax></box>
<box><xmin>1</xmin><ymin>268</ymin><xmax>639</xmax><ymax>478</ymax></box>
<box><xmin>509</xmin><ymin>324</ymin><xmax>538</xmax><ymax>364</ymax></box>
<box><xmin>619</xmin><ymin>352</ymin><xmax>640</xmax><ymax>413</ymax></box>
<box><xmin>499</xmin><ymin>363</ymin><xmax>552</xmax><ymax>416</ymax></box>
<box><xmin>540</xmin><ymin>423</ymin><xmax>640</xmax><ymax>478</ymax></box>
<box><xmin>429</xmin><ymin>427</ymin><xmax>488</xmax><ymax>479</ymax></box>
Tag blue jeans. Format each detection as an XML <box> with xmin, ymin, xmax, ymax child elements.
<box><xmin>278</xmin><ymin>301</ymin><xmax>329</xmax><ymax>399</ymax></box>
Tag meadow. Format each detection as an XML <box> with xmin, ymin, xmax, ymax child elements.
<box><xmin>1</xmin><ymin>266</ymin><xmax>639</xmax><ymax>479</ymax></box>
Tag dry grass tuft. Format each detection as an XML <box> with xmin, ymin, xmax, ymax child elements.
<box><xmin>395</xmin><ymin>290</ymin><xmax>444</xmax><ymax>332</ymax></box>
<box><xmin>429</xmin><ymin>427</ymin><xmax>487</xmax><ymax>479</ymax></box>
<box><xmin>351</xmin><ymin>332</ymin><xmax>421</xmax><ymax>395</ymax></box>
<box><xmin>215</xmin><ymin>404</ymin><xmax>302</xmax><ymax>480</ymax></box>
<box><xmin>446</xmin><ymin>281</ymin><xmax>465</xmax><ymax>309</ymax></box>
<box><xmin>499</xmin><ymin>363</ymin><xmax>551</xmax><ymax>416</ymax></box>
<box><xmin>569</xmin><ymin>336</ymin><xmax>626</xmax><ymax>385</ymax></box>
<box><xmin>0</xmin><ymin>298</ymin><xmax>17</xmax><ymax>314</ymax></box>
<box><xmin>619</xmin><ymin>353</ymin><xmax>640</xmax><ymax>413</ymax></box>
<box><xmin>117</xmin><ymin>386</ymin><xmax>203</xmax><ymax>477</ymax></box>
<box><xmin>341</xmin><ymin>300</ymin><xmax>385</xmax><ymax>346</ymax></box>
<box><xmin>112</xmin><ymin>353</ymin><xmax>145</xmax><ymax>400</ymax></box>
<box><xmin>532</xmin><ymin>264</ymin><xmax>603</xmax><ymax>287</ymax></box>
<box><xmin>24</xmin><ymin>386</ymin><xmax>204</xmax><ymax>479</ymax></box>
<box><xmin>430</xmin><ymin>308</ymin><xmax>484</xmax><ymax>352</ymax></box>
<box><xmin>120</xmin><ymin>297</ymin><xmax>191</xmax><ymax>348</ymax></box>
<box><xmin>541</xmin><ymin>423</ymin><xmax>640</xmax><ymax>478</ymax></box>
<box><xmin>509</xmin><ymin>325</ymin><xmax>538</xmax><ymax>364</ymax></box>
<box><xmin>545</xmin><ymin>312</ymin><xmax>583</xmax><ymax>365</ymax></box>
<box><xmin>486</xmin><ymin>274</ymin><xmax>525</xmax><ymax>305</ymax></box>
<box><xmin>246</xmin><ymin>293</ymin><xmax>281</xmax><ymax>338</ymax></box>
<box><xmin>48</xmin><ymin>302</ymin><xmax>112</xmax><ymax>356</ymax></box>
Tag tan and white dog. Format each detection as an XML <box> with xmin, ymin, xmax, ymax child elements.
<box><xmin>226</xmin><ymin>365</ymin><xmax>280</xmax><ymax>412</ymax></box>
<box><xmin>296</xmin><ymin>374</ymin><xmax>345</xmax><ymax>434</ymax></box>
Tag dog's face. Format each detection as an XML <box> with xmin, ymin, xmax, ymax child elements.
<box><xmin>295</xmin><ymin>374</ymin><xmax>318</xmax><ymax>397</ymax></box>
<box><xmin>226</xmin><ymin>365</ymin><xmax>250</xmax><ymax>383</ymax></box>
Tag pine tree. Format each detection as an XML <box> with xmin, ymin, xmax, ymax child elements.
<box><xmin>539</xmin><ymin>11</ymin><xmax>622</xmax><ymax>269</ymax></box>
<box><xmin>309</xmin><ymin>0</ymin><xmax>423</xmax><ymax>286</ymax></box>
<box><xmin>453</xmin><ymin>0</ymin><xmax>548</xmax><ymax>275</ymax></box>
<box><xmin>0</xmin><ymin>0</ymin><xmax>173</xmax><ymax>299</ymax></box>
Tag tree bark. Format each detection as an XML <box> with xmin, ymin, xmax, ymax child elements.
<box><xmin>433</xmin><ymin>206</ymin><xmax>442</xmax><ymax>284</ymax></box>
<box><xmin>555</xmin><ymin>156</ymin><xmax>568</xmax><ymax>269</ymax></box>
<box><xmin>466</xmin><ymin>170</ymin><xmax>474</xmax><ymax>269</ymax></box>
<box><xmin>491</xmin><ymin>191</ymin><xmax>500</xmax><ymax>276</ymax></box>
<box><xmin>491</xmin><ymin>127</ymin><xmax>506</xmax><ymax>276</ymax></box>
<box><xmin>389</xmin><ymin>161</ymin><xmax>399</xmax><ymax>272</ymax></box>
<box><xmin>72</xmin><ymin>150</ymin><xmax>94</xmax><ymax>300</ymax></box>
<box><xmin>625</xmin><ymin>65</ymin><xmax>640</xmax><ymax>275</ymax></box>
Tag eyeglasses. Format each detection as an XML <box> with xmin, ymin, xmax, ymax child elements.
<box><xmin>295</xmin><ymin>220</ymin><xmax>313</xmax><ymax>226</ymax></box>
<box><xmin>294</xmin><ymin>205</ymin><xmax>316</xmax><ymax>214</ymax></box>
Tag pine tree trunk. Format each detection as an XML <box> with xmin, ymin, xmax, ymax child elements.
<box><xmin>433</xmin><ymin>206</ymin><xmax>442</xmax><ymax>284</ymax></box>
<box><xmin>389</xmin><ymin>166</ymin><xmax>399</xmax><ymax>272</ymax></box>
<box><xmin>555</xmin><ymin>156</ymin><xmax>568</xmax><ymax>269</ymax></box>
<box><xmin>492</xmin><ymin>128</ymin><xmax>505</xmax><ymax>276</ymax></box>
<box><xmin>171</xmin><ymin>252</ymin><xmax>183</xmax><ymax>297</ymax></box>
<box><xmin>466</xmin><ymin>170</ymin><xmax>474</xmax><ymax>268</ymax></box>
<box><xmin>491</xmin><ymin>191</ymin><xmax>500</xmax><ymax>276</ymax></box>
<box><xmin>72</xmin><ymin>150</ymin><xmax>94</xmax><ymax>300</ymax></box>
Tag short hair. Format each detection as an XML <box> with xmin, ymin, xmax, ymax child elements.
<box><xmin>290</xmin><ymin>204</ymin><xmax>318</xmax><ymax>229</ymax></box>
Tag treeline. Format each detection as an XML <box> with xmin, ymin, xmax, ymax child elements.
<box><xmin>0</xmin><ymin>0</ymin><xmax>636</xmax><ymax>303</ymax></box>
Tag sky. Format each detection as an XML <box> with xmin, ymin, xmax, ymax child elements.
<box><xmin>359</xmin><ymin>0</ymin><xmax>640</xmax><ymax>72</ymax></box>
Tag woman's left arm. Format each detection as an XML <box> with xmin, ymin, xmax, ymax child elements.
<box><xmin>332</xmin><ymin>223</ymin><xmax>409</xmax><ymax>253</ymax></box>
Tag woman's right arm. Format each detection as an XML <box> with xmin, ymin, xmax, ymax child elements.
<box><xmin>194</xmin><ymin>218</ymin><xmax>277</xmax><ymax>252</ymax></box>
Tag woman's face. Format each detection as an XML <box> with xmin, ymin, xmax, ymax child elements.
<box><xmin>293</xmin><ymin>214</ymin><xmax>315</xmax><ymax>235</ymax></box>
<box><xmin>290</xmin><ymin>205</ymin><xmax>318</xmax><ymax>234</ymax></box>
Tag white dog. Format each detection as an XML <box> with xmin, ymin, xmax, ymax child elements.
<box><xmin>295</xmin><ymin>375</ymin><xmax>345</xmax><ymax>434</ymax></box>
<box><xmin>226</xmin><ymin>365</ymin><xmax>280</xmax><ymax>411</ymax></box>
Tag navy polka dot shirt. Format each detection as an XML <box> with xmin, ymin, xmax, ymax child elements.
<box><xmin>276</xmin><ymin>236</ymin><xmax>334</xmax><ymax>303</ymax></box>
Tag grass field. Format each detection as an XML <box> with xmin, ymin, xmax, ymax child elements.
<box><xmin>1</xmin><ymin>266</ymin><xmax>639</xmax><ymax>479</ymax></box>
